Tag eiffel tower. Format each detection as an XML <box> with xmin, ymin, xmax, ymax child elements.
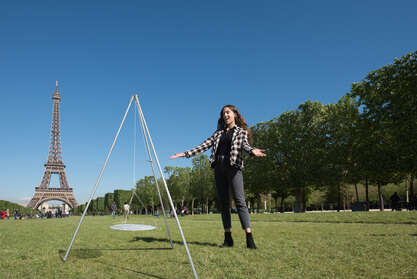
<box><xmin>27</xmin><ymin>82</ymin><xmax>78</xmax><ymax>210</ymax></box>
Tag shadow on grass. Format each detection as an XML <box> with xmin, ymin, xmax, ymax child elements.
<box><xmin>58</xmin><ymin>248</ymin><xmax>103</xmax><ymax>259</ymax></box>
<box><xmin>58</xmin><ymin>246</ymin><xmax>172</xmax><ymax>260</ymax></box>
<box><xmin>57</xmin><ymin>249</ymin><xmax>172</xmax><ymax>279</ymax></box>
<box><xmin>94</xmin><ymin>260</ymin><xmax>167</xmax><ymax>279</ymax></box>
<box><xmin>369</xmin><ymin>234</ymin><xmax>417</xmax><ymax>237</ymax></box>
<box><xmin>252</xmin><ymin>220</ymin><xmax>417</xmax><ymax>225</ymax></box>
<box><xmin>130</xmin><ymin>236</ymin><xmax>218</xmax><ymax>247</ymax></box>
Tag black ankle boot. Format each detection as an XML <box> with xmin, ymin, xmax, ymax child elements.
<box><xmin>246</xmin><ymin>232</ymin><xmax>257</xmax><ymax>249</ymax></box>
<box><xmin>221</xmin><ymin>232</ymin><xmax>234</xmax><ymax>247</ymax></box>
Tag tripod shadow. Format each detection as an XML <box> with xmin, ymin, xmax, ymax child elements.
<box><xmin>130</xmin><ymin>236</ymin><xmax>218</xmax><ymax>247</ymax></box>
<box><xmin>370</xmin><ymin>233</ymin><xmax>417</xmax><ymax>237</ymax></box>
<box><xmin>58</xmin><ymin>246</ymin><xmax>172</xmax><ymax>260</ymax></box>
<box><xmin>58</xmin><ymin>248</ymin><xmax>103</xmax><ymax>260</ymax></box>
<box><xmin>58</xmin><ymin>248</ymin><xmax>169</xmax><ymax>279</ymax></box>
<box><xmin>95</xmin><ymin>260</ymin><xmax>167</xmax><ymax>279</ymax></box>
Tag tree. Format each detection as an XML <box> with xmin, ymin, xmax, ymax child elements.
<box><xmin>165</xmin><ymin>166</ymin><xmax>192</xmax><ymax>209</ymax></box>
<box><xmin>136</xmin><ymin>176</ymin><xmax>159</xmax><ymax>215</ymax></box>
<box><xmin>114</xmin><ymin>189</ymin><xmax>132</xmax><ymax>211</ymax></box>
<box><xmin>324</xmin><ymin>95</ymin><xmax>361</xmax><ymax>210</ymax></box>
<box><xmin>245</xmin><ymin>120</ymin><xmax>286</xmax><ymax>212</ymax></box>
<box><xmin>267</xmin><ymin>101</ymin><xmax>328</xmax><ymax>212</ymax></box>
<box><xmin>190</xmin><ymin>155</ymin><xmax>215</xmax><ymax>214</ymax></box>
<box><xmin>104</xmin><ymin>193</ymin><xmax>115</xmax><ymax>212</ymax></box>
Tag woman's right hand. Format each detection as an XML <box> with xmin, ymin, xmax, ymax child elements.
<box><xmin>169</xmin><ymin>153</ymin><xmax>185</xmax><ymax>159</ymax></box>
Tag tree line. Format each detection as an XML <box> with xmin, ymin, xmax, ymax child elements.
<box><xmin>244</xmin><ymin>50</ymin><xmax>417</xmax><ymax>212</ymax></box>
<box><xmin>73</xmin><ymin>50</ymin><xmax>417</xmax><ymax>215</ymax></box>
<box><xmin>0</xmin><ymin>200</ymin><xmax>38</xmax><ymax>216</ymax></box>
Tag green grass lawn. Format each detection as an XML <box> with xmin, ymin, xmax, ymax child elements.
<box><xmin>1</xmin><ymin>212</ymin><xmax>417</xmax><ymax>279</ymax></box>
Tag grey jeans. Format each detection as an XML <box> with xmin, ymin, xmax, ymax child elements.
<box><xmin>214</xmin><ymin>162</ymin><xmax>251</xmax><ymax>230</ymax></box>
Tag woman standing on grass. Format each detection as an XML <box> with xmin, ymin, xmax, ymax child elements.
<box><xmin>170</xmin><ymin>105</ymin><xmax>266</xmax><ymax>249</ymax></box>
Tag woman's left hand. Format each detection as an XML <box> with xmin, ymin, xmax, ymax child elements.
<box><xmin>251</xmin><ymin>148</ymin><xmax>266</xmax><ymax>157</ymax></box>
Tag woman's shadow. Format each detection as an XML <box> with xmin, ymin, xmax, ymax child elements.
<box><xmin>130</xmin><ymin>236</ymin><xmax>218</xmax><ymax>247</ymax></box>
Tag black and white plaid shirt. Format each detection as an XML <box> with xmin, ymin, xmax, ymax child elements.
<box><xmin>184</xmin><ymin>126</ymin><xmax>253</xmax><ymax>169</ymax></box>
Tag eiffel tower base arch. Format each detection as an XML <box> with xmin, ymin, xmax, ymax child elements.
<box><xmin>27</xmin><ymin>187</ymin><xmax>78</xmax><ymax>210</ymax></box>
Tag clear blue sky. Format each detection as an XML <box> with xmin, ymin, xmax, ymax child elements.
<box><xmin>1</xmin><ymin>1</ymin><xmax>416</xmax><ymax>205</ymax></box>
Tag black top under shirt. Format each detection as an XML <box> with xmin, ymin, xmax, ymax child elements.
<box><xmin>215</xmin><ymin>127</ymin><xmax>235</xmax><ymax>158</ymax></box>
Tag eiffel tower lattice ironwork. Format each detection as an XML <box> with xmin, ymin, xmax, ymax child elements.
<box><xmin>27</xmin><ymin>82</ymin><xmax>78</xmax><ymax>209</ymax></box>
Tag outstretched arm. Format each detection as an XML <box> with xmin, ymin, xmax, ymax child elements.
<box><xmin>169</xmin><ymin>130</ymin><xmax>220</xmax><ymax>159</ymax></box>
<box><xmin>169</xmin><ymin>153</ymin><xmax>185</xmax><ymax>159</ymax></box>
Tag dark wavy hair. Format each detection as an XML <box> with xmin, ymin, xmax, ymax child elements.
<box><xmin>217</xmin><ymin>105</ymin><xmax>253</xmax><ymax>144</ymax></box>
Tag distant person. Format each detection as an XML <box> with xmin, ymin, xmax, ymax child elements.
<box><xmin>123</xmin><ymin>202</ymin><xmax>130</xmax><ymax>219</ymax></box>
<box><xmin>6</xmin><ymin>209</ymin><xmax>10</xmax><ymax>220</ymax></box>
<box><xmin>170</xmin><ymin>105</ymin><xmax>266</xmax><ymax>249</ymax></box>
<box><xmin>412</xmin><ymin>194</ymin><xmax>417</xmax><ymax>210</ymax></box>
<box><xmin>111</xmin><ymin>202</ymin><xmax>117</xmax><ymax>218</ymax></box>
<box><xmin>390</xmin><ymin>192</ymin><xmax>401</xmax><ymax>211</ymax></box>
